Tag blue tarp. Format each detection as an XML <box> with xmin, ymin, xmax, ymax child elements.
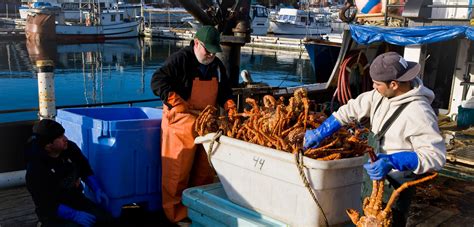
<box><xmin>467</xmin><ymin>26</ymin><xmax>474</xmax><ymax>40</ymax></box>
<box><xmin>32</xmin><ymin>2</ymin><xmax>52</xmax><ymax>8</ymax></box>
<box><xmin>350</xmin><ymin>24</ymin><xmax>474</xmax><ymax>46</ymax></box>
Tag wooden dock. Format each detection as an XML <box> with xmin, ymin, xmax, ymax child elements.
<box><xmin>0</xmin><ymin>186</ymin><xmax>37</xmax><ymax>226</ymax></box>
<box><xmin>0</xmin><ymin>186</ymin><xmax>174</xmax><ymax>226</ymax></box>
<box><xmin>0</xmin><ymin>174</ymin><xmax>472</xmax><ymax>226</ymax></box>
<box><xmin>142</xmin><ymin>28</ymin><xmax>339</xmax><ymax>52</ymax></box>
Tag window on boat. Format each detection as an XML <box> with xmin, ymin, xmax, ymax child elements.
<box><xmin>279</xmin><ymin>15</ymin><xmax>288</xmax><ymax>21</ymax></box>
<box><xmin>120</xmin><ymin>14</ymin><xmax>124</xmax><ymax>20</ymax></box>
<box><xmin>301</xmin><ymin>17</ymin><xmax>307</xmax><ymax>23</ymax></box>
<box><xmin>289</xmin><ymin>15</ymin><xmax>296</xmax><ymax>21</ymax></box>
<box><xmin>256</xmin><ymin>7</ymin><xmax>267</xmax><ymax>17</ymax></box>
<box><xmin>111</xmin><ymin>14</ymin><xmax>116</xmax><ymax>22</ymax></box>
<box><xmin>62</xmin><ymin>3</ymin><xmax>78</xmax><ymax>10</ymax></box>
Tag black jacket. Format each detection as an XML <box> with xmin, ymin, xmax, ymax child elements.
<box><xmin>150</xmin><ymin>40</ymin><xmax>234</xmax><ymax>109</ymax></box>
<box><xmin>25</xmin><ymin>139</ymin><xmax>94</xmax><ymax>219</ymax></box>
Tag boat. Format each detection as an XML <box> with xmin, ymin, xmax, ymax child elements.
<box><xmin>303</xmin><ymin>34</ymin><xmax>342</xmax><ymax>83</ymax></box>
<box><xmin>21</xmin><ymin>0</ymin><xmax>143</xmax><ymax>43</ymax></box>
<box><xmin>249</xmin><ymin>4</ymin><xmax>270</xmax><ymax>36</ymax></box>
<box><xmin>55</xmin><ymin>9</ymin><xmax>142</xmax><ymax>42</ymax></box>
<box><xmin>19</xmin><ymin>0</ymin><xmax>141</xmax><ymax>22</ymax></box>
<box><xmin>25</xmin><ymin>5</ymin><xmax>142</xmax><ymax>43</ymax></box>
<box><xmin>267</xmin><ymin>8</ymin><xmax>332</xmax><ymax>36</ymax></box>
<box><xmin>185</xmin><ymin>4</ymin><xmax>270</xmax><ymax>36</ymax></box>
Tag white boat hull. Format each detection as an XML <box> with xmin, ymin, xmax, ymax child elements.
<box><xmin>19</xmin><ymin>8</ymin><xmax>29</xmax><ymax>20</ymax></box>
<box><xmin>56</xmin><ymin>20</ymin><xmax>140</xmax><ymax>42</ymax></box>
<box><xmin>268</xmin><ymin>21</ymin><xmax>332</xmax><ymax>35</ymax></box>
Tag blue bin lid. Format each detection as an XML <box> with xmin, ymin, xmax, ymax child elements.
<box><xmin>182</xmin><ymin>183</ymin><xmax>287</xmax><ymax>226</ymax></box>
<box><xmin>57</xmin><ymin>107</ymin><xmax>162</xmax><ymax>130</ymax></box>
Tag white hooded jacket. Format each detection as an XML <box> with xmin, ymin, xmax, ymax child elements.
<box><xmin>333</xmin><ymin>78</ymin><xmax>446</xmax><ymax>174</ymax></box>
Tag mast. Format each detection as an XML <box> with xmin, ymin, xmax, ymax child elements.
<box><xmin>168</xmin><ymin>6</ymin><xmax>171</xmax><ymax>28</ymax></box>
<box><xmin>97</xmin><ymin>0</ymin><xmax>101</xmax><ymax>25</ymax></box>
<box><xmin>80</xmin><ymin>0</ymin><xmax>82</xmax><ymax>23</ymax></box>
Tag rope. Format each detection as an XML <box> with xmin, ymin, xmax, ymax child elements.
<box><xmin>206</xmin><ymin>130</ymin><xmax>223</xmax><ymax>171</ymax></box>
<box><xmin>294</xmin><ymin>149</ymin><xmax>329</xmax><ymax>227</ymax></box>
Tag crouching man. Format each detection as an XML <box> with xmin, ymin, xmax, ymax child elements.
<box><xmin>25</xmin><ymin>119</ymin><xmax>114</xmax><ymax>227</ymax></box>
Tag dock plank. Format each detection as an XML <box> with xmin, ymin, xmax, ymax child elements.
<box><xmin>439</xmin><ymin>215</ymin><xmax>474</xmax><ymax>227</ymax></box>
<box><xmin>0</xmin><ymin>174</ymin><xmax>472</xmax><ymax>226</ymax></box>
<box><xmin>0</xmin><ymin>185</ymin><xmax>174</xmax><ymax>227</ymax></box>
<box><xmin>0</xmin><ymin>186</ymin><xmax>37</xmax><ymax>227</ymax></box>
<box><xmin>415</xmin><ymin>209</ymin><xmax>460</xmax><ymax>227</ymax></box>
<box><xmin>407</xmin><ymin>205</ymin><xmax>442</xmax><ymax>226</ymax></box>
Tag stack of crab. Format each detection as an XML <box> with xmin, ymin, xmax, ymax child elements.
<box><xmin>195</xmin><ymin>88</ymin><xmax>372</xmax><ymax>161</ymax></box>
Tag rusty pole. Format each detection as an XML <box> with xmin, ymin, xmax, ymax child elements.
<box><xmin>218</xmin><ymin>0</ymin><xmax>251</xmax><ymax>88</ymax></box>
<box><xmin>36</xmin><ymin>60</ymin><xmax>56</xmax><ymax>120</ymax></box>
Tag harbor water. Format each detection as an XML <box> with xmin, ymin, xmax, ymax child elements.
<box><xmin>0</xmin><ymin>37</ymin><xmax>315</xmax><ymax>123</ymax></box>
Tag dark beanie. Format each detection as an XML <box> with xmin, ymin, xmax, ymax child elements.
<box><xmin>33</xmin><ymin>119</ymin><xmax>65</xmax><ymax>148</ymax></box>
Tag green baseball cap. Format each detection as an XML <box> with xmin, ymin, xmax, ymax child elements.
<box><xmin>195</xmin><ymin>25</ymin><xmax>222</xmax><ymax>53</ymax></box>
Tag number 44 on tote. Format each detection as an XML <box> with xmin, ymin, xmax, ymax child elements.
<box><xmin>253</xmin><ymin>156</ymin><xmax>265</xmax><ymax>170</ymax></box>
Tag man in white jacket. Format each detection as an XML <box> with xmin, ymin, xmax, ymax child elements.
<box><xmin>304</xmin><ymin>52</ymin><xmax>446</xmax><ymax>226</ymax></box>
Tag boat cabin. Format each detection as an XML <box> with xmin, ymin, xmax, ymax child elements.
<box><xmin>275</xmin><ymin>8</ymin><xmax>316</xmax><ymax>25</ymax></box>
<box><xmin>250</xmin><ymin>4</ymin><xmax>270</xmax><ymax>35</ymax></box>
<box><xmin>251</xmin><ymin>4</ymin><xmax>269</xmax><ymax>20</ymax></box>
<box><xmin>84</xmin><ymin>9</ymin><xmax>133</xmax><ymax>26</ymax></box>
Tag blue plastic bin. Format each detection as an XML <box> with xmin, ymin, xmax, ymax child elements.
<box><xmin>182</xmin><ymin>183</ymin><xmax>287</xmax><ymax>227</ymax></box>
<box><xmin>457</xmin><ymin>105</ymin><xmax>474</xmax><ymax>128</ymax></box>
<box><xmin>56</xmin><ymin>107</ymin><xmax>162</xmax><ymax>217</ymax></box>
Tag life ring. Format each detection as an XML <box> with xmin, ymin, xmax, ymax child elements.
<box><xmin>339</xmin><ymin>1</ymin><xmax>357</xmax><ymax>23</ymax></box>
<box><xmin>356</xmin><ymin>0</ymin><xmax>382</xmax><ymax>14</ymax></box>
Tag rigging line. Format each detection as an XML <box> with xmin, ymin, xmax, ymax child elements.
<box><xmin>276</xmin><ymin>71</ymin><xmax>293</xmax><ymax>88</ymax></box>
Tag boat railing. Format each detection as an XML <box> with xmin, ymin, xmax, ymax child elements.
<box><xmin>0</xmin><ymin>98</ymin><xmax>162</xmax><ymax>116</ymax></box>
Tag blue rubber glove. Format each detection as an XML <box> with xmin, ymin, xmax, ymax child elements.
<box><xmin>85</xmin><ymin>175</ymin><xmax>109</xmax><ymax>206</ymax></box>
<box><xmin>57</xmin><ymin>204</ymin><xmax>96</xmax><ymax>227</ymax></box>
<box><xmin>364</xmin><ymin>152</ymin><xmax>419</xmax><ymax>180</ymax></box>
<box><xmin>303</xmin><ymin>115</ymin><xmax>341</xmax><ymax>149</ymax></box>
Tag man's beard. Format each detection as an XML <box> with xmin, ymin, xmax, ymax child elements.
<box><xmin>197</xmin><ymin>55</ymin><xmax>214</xmax><ymax>65</ymax></box>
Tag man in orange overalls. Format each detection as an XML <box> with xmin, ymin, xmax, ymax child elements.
<box><xmin>150</xmin><ymin>25</ymin><xmax>236</xmax><ymax>224</ymax></box>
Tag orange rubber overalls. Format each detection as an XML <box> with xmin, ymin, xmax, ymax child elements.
<box><xmin>161</xmin><ymin>77</ymin><xmax>218</xmax><ymax>223</ymax></box>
